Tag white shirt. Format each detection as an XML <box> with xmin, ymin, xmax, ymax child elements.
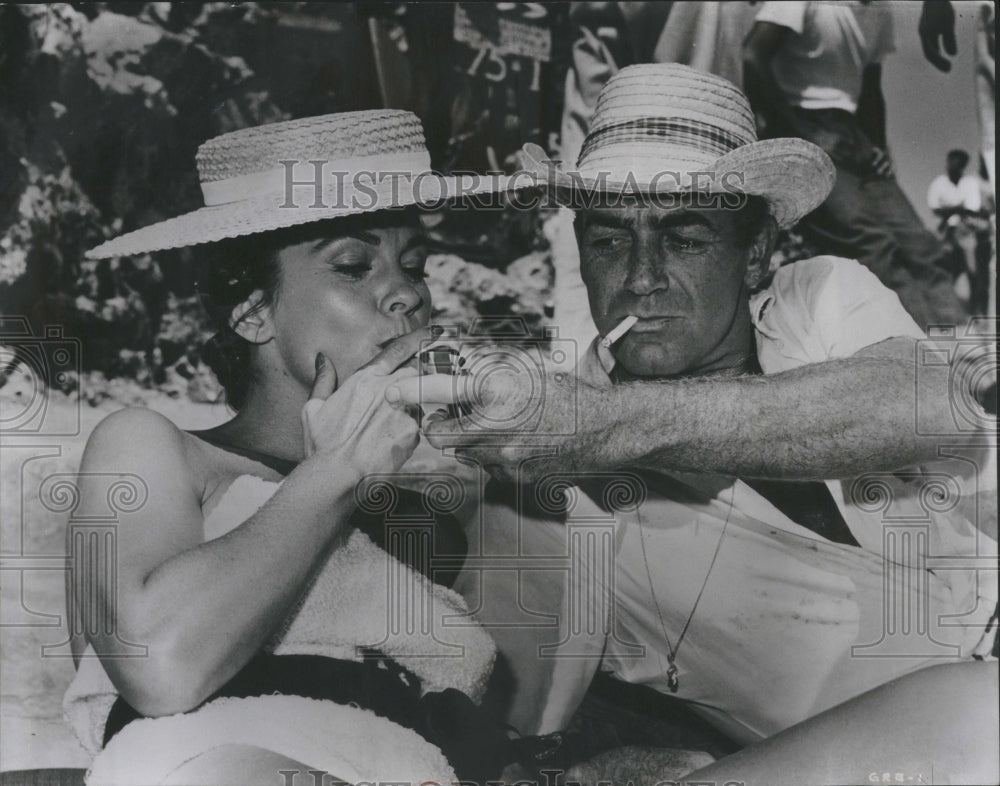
<box><xmin>927</xmin><ymin>173</ymin><xmax>983</xmax><ymax>213</ymax></box>
<box><xmin>755</xmin><ymin>1</ymin><xmax>895</xmax><ymax>112</ymax></box>
<box><xmin>470</xmin><ymin>257</ymin><xmax>998</xmax><ymax>743</ymax></box>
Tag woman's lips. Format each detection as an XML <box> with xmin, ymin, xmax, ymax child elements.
<box><xmin>377</xmin><ymin>335</ymin><xmax>402</xmax><ymax>350</ymax></box>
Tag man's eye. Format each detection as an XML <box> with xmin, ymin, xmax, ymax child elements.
<box><xmin>665</xmin><ymin>234</ymin><xmax>707</xmax><ymax>253</ymax></box>
<box><xmin>590</xmin><ymin>235</ymin><xmax>630</xmax><ymax>252</ymax></box>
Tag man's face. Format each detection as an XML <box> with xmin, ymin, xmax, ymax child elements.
<box><xmin>947</xmin><ymin>154</ymin><xmax>967</xmax><ymax>181</ymax></box>
<box><xmin>578</xmin><ymin>201</ymin><xmax>768</xmax><ymax>378</ymax></box>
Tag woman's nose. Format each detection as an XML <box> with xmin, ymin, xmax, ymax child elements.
<box><xmin>380</xmin><ymin>276</ymin><xmax>424</xmax><ymax>316</ymax></box>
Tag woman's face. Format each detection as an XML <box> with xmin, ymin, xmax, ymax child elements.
<box><xmin>264</xmin><ymin>218</ymin><xmax>431</xmax><ymax>392</ymax></box>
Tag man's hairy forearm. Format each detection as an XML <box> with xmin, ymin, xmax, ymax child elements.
<box><xmin>565</xmin><ymin>745</ymin><xmax>714</xmax><ymax>786</ymax></box>
<box><xmin>593</xmin><ymin>354</ymin><xmax>955</xmax><ymax>480</ymax></box>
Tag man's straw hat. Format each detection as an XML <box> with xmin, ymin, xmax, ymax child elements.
<box><xmin>519</xmin><ymin>63</ymin><xmax>835</xmax><ymax>229</ymax></box>
<box><xmin>87</xmin><ymin>110</ymin><xmax>508</xmax><ymax>259</ymax></box>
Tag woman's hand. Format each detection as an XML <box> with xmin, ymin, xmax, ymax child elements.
<box><xmin>301</xmin><ymin>328</ymin><xmax>430</xmax><ymax>476</ymax></box>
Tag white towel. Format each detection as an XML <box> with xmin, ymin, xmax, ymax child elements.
<box><xmin>86</xmin><ymin>695</ymin><xmax>456</xmax><ymax>786</ymax></box>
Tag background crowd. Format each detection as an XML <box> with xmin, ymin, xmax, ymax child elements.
<box><xmin>0</xmin><ymin>1</ymin><xmax>995</xmax><ymax>402</ymax></box>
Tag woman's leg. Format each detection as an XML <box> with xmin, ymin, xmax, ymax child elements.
<box><xmin>161</xmin><ymin>744</ymin><xmax>344</xmax><ymax>786</ymax></box>
<box><xmin>683</xmin><ymin>661</ymin><xmax>998</xmax><ymax>786</ymax></box>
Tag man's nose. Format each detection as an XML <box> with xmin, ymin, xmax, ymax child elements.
<box><xmin>624</xmin><ymin>236</ymin><xmax>669</xmax><ymax>296</ymax></box>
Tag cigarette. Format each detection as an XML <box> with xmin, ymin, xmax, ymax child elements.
<box><xmin>600</xmin><ymin>315</ymin><xmax>638</xmax><ymax>348</ymax></box>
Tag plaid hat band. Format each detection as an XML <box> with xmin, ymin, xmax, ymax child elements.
<box><xmin>578</xmin><ymin>117</ymin><xmax>751</xmax><ymax>168</ymax></box>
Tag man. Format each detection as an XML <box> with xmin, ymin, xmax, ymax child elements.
<box><xmin>743</xmin><ymin>0</ymin><xmax>967</xmax><ymax>332</ymax></box>
<box><xmin>928</xmin><ymin>148</ymin><xmax>988</xmax><ymax>304</ymax></box>
<box><xmin>392</xmin><ymin>64</ymin><xmax>997</xmax><ymax>784</ymax></box>
<box><xmin>929</xmin><ymin>149</ymin><xmax>984</xmax><ymax>228</ymax></box>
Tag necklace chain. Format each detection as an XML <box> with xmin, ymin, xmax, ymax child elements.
<box><xmin>633</xmin><ymin>479</ymin><xmax>735</xmax><ymax>693</ymax></box>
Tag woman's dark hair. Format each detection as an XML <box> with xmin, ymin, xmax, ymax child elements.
<box><xmin>198</xmin><ymin>231</ymin><xmax>285</xmax><ymax>411</ymax></box>
<box><xmin>198</xmin><ymin>210</ymin><xmax>421</xmax><ymax>410</ymax></box>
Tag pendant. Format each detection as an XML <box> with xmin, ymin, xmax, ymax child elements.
<box><xmin>667</xmin><ymin>662</ymin><xmax>679</xmax><ymax>693</ymax></box>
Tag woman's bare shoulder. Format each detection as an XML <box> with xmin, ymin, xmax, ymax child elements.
<box><xmin>83</xmin><ymin>407</ymin><xmax>185</xmax><ymax>460</ymax></box>
<box><xmin>80</xmin><ymin>408</ymin><xmax>207</xmax><ymax>497</ymax></box>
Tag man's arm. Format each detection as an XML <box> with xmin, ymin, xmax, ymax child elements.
<box><xmin>391</xmin><ymin>336</ymin><xmax>990</xmax><ymax>484</ymax></box>
<box><xmin>857</xmin><ymin>64</ymin><xmax>887</xmax><ymax>149</ymax></box>
<box><xmin>743</xmin><ymin>21</ymin><xmax>796</xmax><ymax>136</ymax></box>
<box><xmin>919</xmin><ymin>0</ymin><xmax>958</xmax><ymax>72</ymax></box>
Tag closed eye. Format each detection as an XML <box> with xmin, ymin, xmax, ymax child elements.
<box><xmin>403</xmin><ymin>264</ymin><xmax>428</xmax><ymax>281</ymax></box>
<box><xmin>330</xmin><ymin>261</ymin><xmax>371</xmax><ymax>280</ymax></box>
<box><xmin>401</xmin><ymin>249</ymin><xmax>428</xmax><ymax>281</ymax></box>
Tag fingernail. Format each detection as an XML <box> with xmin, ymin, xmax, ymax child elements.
<box><xmin>385</xmin><ymin>386</ymin><xmax>400</xmax><ymax>404</ymax></box>
<box><xmin>315</xmin><ymin>352</ymin><xmax>325</xmax><ymax>374</ymax></box>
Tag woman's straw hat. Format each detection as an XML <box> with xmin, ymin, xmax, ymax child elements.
<box><xmin>519</xmin><ymin>63</ymin><xmax>835</xmax><ymax>229</ymax></box>
<box><xmin>87</xmin><ymin>110</ymin><xmax>508</xmax><ymax>259</ymax></box>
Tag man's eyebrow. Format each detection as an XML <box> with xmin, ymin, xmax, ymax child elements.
<box><xmin>583</xmin><ymin>213</ymin><xmax>635</xmax><ymax>231</ymax></box>
<box><xmin>582</xmin><ymin>210</ymin><xmax>715</xmax><ymax>232</ymax></box>
<box><xmin>648</xmin><ymin>211</ymin><xmax>714</xmax><ymax>231</ymax></box>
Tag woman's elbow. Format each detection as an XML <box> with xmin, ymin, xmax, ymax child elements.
<box><xmin>105</xmin><ymin>633</ymin><xmax>216</xmax><ymax>717</ymax></box>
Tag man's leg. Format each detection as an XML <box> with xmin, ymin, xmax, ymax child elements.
<box><xmin>863</xmin><ymin>174</ymin><xmax>968</xmax><ymax>326</ymax></box>
<box><xmin>785</xmin><ymin>109</ymin><xmax>966</xmax><ymax>331</ymax></box>
<box><xmin>801</xmin><ymin>169</ymin><xmax>966</xmax><ymax>331</ymax></box>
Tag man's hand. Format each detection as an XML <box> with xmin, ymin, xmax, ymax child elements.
<box><xmin>871</xmin><ymin>147</ymin><xmax>894</xmax><ymax>178</ymax></box>
<box><xmin>387</xmin><ymin>368</ymin><xmax>622</xmax><ymax>484</ymax></box>
<box><xmin>919</xmin><ymin>1</ymin><xmax>957</xmax><ymax>72</ymax></box>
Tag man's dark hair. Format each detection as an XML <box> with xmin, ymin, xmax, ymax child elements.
<box><xmin>947</xmin><ymin>149</ymin><xmax>970</xmax><ymax>167</ymax></box>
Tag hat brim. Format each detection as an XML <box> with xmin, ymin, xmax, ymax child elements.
<box><xmin>517</xmin><ymin>139</ymin><xmax>835</xmax><ymax>230</ymax></box>
<box><xmin>86</xmin><ymin>173</ymin><xmax>516</xmax><ymax>259</ymax></box>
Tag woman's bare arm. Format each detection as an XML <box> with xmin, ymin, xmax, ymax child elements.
<box><xmin>75</xmin><ymin>333</ymin><xmax>426</xmax><ymax>716</ymax></box>
<box><xmin>75</xmin><ymin>407</ymin><xmax>359</xmax><ymax>716</ymax></box>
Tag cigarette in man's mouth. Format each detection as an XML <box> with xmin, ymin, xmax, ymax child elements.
<box><xmin>600</xmin><ymin>315</ymin><xmax>638</xmax><ymax>348</ymax></box>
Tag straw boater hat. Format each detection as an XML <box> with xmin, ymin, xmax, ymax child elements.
<box><xmin>519</xmin><ymin>63</ymin><xmax>836</xmax><ymax>229</ymax></box>
<box><xmin>87</xmin><ymin>109</ymin><xmax>507</xmax><ymax>259</ymax></box>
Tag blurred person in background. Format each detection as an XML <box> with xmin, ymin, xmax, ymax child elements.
<box><xmin>744</xmin><ymin>0</ymin><xmax>968</xmax><ymax>331</ymax></box>
<box><xmin>927</xmin><ymin>148</ymin><xmax>990</xmax><ymax>308</ymax></box>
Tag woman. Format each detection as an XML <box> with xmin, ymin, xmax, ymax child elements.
<box><xmin>63</xmin><ymin>110</ymin><xmax>512</xmax><ymax>786</ymax></box>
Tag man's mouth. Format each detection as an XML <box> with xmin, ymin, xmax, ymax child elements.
<box><xmin>627</xmin><ymin>316</ymin><xmax>678</xmax><ymax>332</ymax></box>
